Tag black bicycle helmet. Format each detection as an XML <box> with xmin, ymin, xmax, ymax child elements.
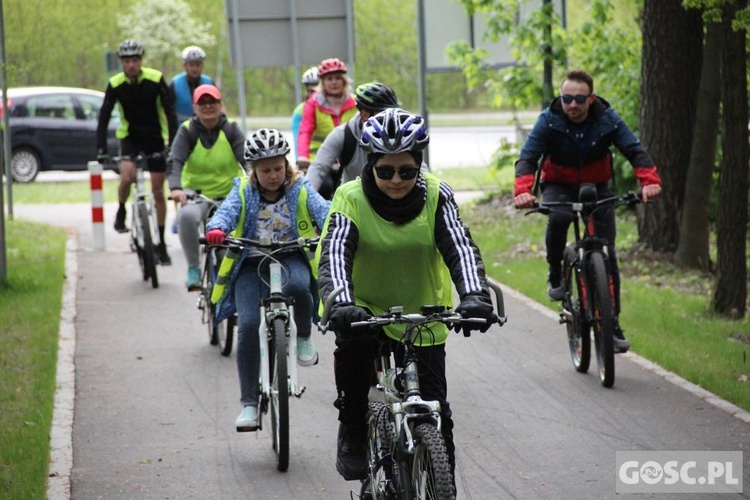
<box><xmin>354</xmin><ymin>82</ymin><xmax>400</xmax><ymax>112</ymax></box>
<box><xmin>117</xmin><ymin>40</ymin><xmax>145</xmax><ymax>58</ymax></box>
<box><xmin>360</xmin><ymin>108</ymin><xmax>429</xmax><ymax>154</ymax></box>
<box><xmin>244</xmin><ymin>128</ymin><xmax>291</xmax><ymax>162</ymax></box>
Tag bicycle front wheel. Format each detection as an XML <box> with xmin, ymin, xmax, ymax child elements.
<box><xmin>201</xmin><ymin>249</ymin><xmax>219</xmax><ymax>346</ymax></box>
<box><xmin>361</xmin><ymin>401</ymin><xmax>397</xmax><ymax>499</ymax></box>
<box><xmin>410</xmin><ymin>423</ymin><xmax>455</xmax><ymax>500</ymax></box>
<box><xmin>137</xmin><ymin>203</ymin><xmax>158</xmax><ymax>288</ymax></box>
<box><xmin>270</xmin><ymin>317</ymin><xmax>289</xmax><ymax>472</ymax></box>
<box><xmin>589</xmin><ymin>252</ymin><xmax>615</xmax><ymax>388</ymax></box>
<box><xmin>563</xmin><ymin>246</ymin><xmax>590</xmax><ymax>373</ymax></box>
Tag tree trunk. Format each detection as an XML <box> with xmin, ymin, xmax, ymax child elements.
<box><xmin>675</xmin><ymin>21</ymin><xmax>722</xmax><ymax>271</ymax></box>
<box><xmin>712</xmin><ymin>0</ymin><xmax>749</xmax><ymax>319</ymax></box>
<box><xmin>638</xmin><ymin>0</ymin><xmax>703</xmax><ymax>251</ymax></box>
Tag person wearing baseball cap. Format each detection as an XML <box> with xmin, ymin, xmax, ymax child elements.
<box><xmin>167</xmin><ymin>84</ymin><xmax>247</xmax><ymax>290</ymax></box>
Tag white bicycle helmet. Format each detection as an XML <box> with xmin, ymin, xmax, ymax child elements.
<box><xmin>301</xmin><ymin>66</ymin><xmax>319</xmax><ymax>85</ymax></box>
<box><xmin>360</xmin><ymin>108</ymin><xmax>429</xmax><ymax>154</ymax></box>
<box><xmin>244</xmin><ymin>128</ymin><xmax>291</xmax><ymax>162</ymax></box>
<box><xmin>117</xmin><ymin>40</ymin><xmax>145</xmax><ymax>58</ymax></box>
<box><xmin>181</xmin><ymin>45</ymin><xmax>206</xmax><ymax>62</ymax></box>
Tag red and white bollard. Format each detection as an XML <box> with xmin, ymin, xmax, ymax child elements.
<box><xmin>88</xmin><ymin>161</ymin><xmax>105</xmax><ymax>251</ymax></box>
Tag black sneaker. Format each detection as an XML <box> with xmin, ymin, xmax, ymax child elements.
<box><xmin>613</xmin><ymin>326</ymin><xmax>631</xmax><ymax>353</ymax></box>
<box><xmin>547</xmin><ymin>268</ymin><xmax>564</xmax><ymax>301</ymax></box>
<box><xmin>157</xmin><ymin>243</ymin><xmax>172</xmax><ymax>266</ymax></box>
<box><xmin>114</xmin><ymin>206</ymin><xmax>128</xmax><ymax>233</ymax></box>
<box><xmin>336</xmin><ymin>422</ymin><xmax>368</xmax><ymax>481</ymax></box>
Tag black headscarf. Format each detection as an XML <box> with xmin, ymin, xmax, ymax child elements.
<box><xmin>360</xmin><ymin>152</ymin><xmax>426</xmax><ymax>224</ymax></box>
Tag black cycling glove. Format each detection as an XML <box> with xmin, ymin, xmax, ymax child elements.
<box><xmin>454</xmin><ymin>292</ymin><xmax>497</xmax><ymax>337</ymax></box>
<box><xmin>329</xmin><ymin>303</ymin><xmax>371</xmax><ymax>337</ymax></box>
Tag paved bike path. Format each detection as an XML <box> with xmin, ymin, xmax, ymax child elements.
<box><xmin>14</xmin><ymin>202</ymin><xmax>750</xmax><ymax>499</ymax></box>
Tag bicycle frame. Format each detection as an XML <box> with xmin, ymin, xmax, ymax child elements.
<box><xmin>132</xmin><ymin>162</ymin><xmax>159</xmax><ymax>253</ymax></box>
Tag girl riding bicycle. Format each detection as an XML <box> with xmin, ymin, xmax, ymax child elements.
<box><xmin>317</xmin><ymin>108</ymin><xmax>497</xmax><ymax>489</ymax></box>
<box><xmin>205</xmin><ymin>128</ymin><xmax>330</xmax><ymax>432</ymax></box>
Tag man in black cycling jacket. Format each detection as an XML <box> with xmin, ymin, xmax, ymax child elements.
<box><xmin>97</xmin><ymin>39</ymin><xmax>178</xmax><ymax>265</ymax></box>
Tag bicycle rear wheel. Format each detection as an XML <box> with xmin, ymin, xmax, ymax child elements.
<box><xmin>589</xmin><ymin>252</ymin><xmax>615</xmax><ymax>388</ymax></box>
<box><xmin>137</xmin><ymin>203</ymin><xmax>158</xmax><ymax>288</ymax></box>
<box><xmin>361</xmin><ymin>401</ymin><xmax>397</xmax><ymax>499</ymax></box>
<box><xmin>270</xmin><ymin>317</ymin><xmax>289</xmax><ymax>472</ymax></box>
<box><xmin>217</xmin><ymin>315</ymin><xmax>235</xmax><ymax>356</ymax></box>
<box><xmin>410</xmin><ymin>423</ymin><xmax>455</xmax><ymax>499</ymax></box>
<box><xmin>563</xmin><ymin>246</ymin><xmax>590</xmax><ymax>373</ymax></box>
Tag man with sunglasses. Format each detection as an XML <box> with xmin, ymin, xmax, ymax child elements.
<box><xmin>318</xmin><ymin>108</ymin><xmax>497</xmax><ymax>490</ymax></box>
<box><xmin>513</xmin><ymin>69</ymin><xmax>661</xmax><ymax>353</ymax></box>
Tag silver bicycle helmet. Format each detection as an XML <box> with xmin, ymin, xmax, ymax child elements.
<box><xmin>117</xmin><ymin>40</ymin><xmax>145</xmax><ymax>58</ymax></box>
<box><xmin>301</xmin><ymin>66</ymin><xmax>319</xmax><ymax>85</ymax></box>
<box><xmin>181</xmin><ymin>45</ymin><xmax>206</xmax><ymax>62</ymax></box>
<box><xmin>360</xmin><ymin>108</ymin><xmax>429</xmax><ymax>154</ymax></box>
<box><xmin>244</xmin><ymin>128</ymin><xmax>291</xmax><ymax>162</ymax></box>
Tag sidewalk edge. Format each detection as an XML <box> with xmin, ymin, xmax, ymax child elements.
<box><xmin>47</xmin><ymin>229</ymin><xmax>78</xmax><ymax>500</ymax></box>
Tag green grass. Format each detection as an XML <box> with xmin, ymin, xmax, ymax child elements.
<box><xmin>0</xmin><ymin>220</ymin><xmax>67</xmax><ymax>499</ymax></box>
<box><xmin>465</xmin><ymin>194</ymin><xmax>750</xmax><ymax>412</ymax></box>
<box><xmin>10</xmin><ymin>179</ymin><xmax>120</xmax><ymax>204</ymax></box>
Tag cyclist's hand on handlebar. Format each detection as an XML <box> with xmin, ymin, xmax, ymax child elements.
<box><xmin>205</xmin><ymin>229</ymin><xmax>227</xmax><ymax>245</ymax></box>
<box><xmin>171</xmin><ymin>189</ymin><xmax>187</xmax><ymax>206</ymax></box>
<box><xmin>454</xmin><ymin>292</ymin><xmax>497</xmax><ymax>337</ymax></box>
<box><xmin>329</xmin><ymin>304</ymin><xmax>370</xmax><ymax>337</ymax></box>
<box><xmin>514</xmin><ymin>192</ymin><xmax>536</xmax><ymax>209</ymax></box>
<box><xmin>641</xmin><ymin>184</ymin><xmax>661</xmax><ymax>203</ymax></box>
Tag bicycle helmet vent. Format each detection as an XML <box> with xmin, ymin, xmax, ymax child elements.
<box><xmin>360</xmin><ymin>108</ymin><xmax>430</xmax><ymax>154</ymax></box>
<box><xmin>301</xmin><ymin>66</ymin><xmax>319</xmax><ymax>85</ymax></box>
<box><xmin>244</xmin><ymin>128</ymin><xmax>291</xmax><ymax>162</ymax></box>
<box><xmin>181</xmin><ymin>45</ymin><xmax>206</xmax><ymax>62</ymax></box>
<box><xmin>117</xmin><ymin>40</ymin><xmax>145</xmax><ymax>58</ymax></box>
<box><xmin>318</xmin><ymin>58</ymin><xmax>348</xmax><ymax>78</ymax></box>
<box><xmin>355</xmin><ymin>82</ymin><xmax>400</xmax><ymax>112</ymax></box>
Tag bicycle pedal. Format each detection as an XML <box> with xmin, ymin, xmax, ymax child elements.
<box><xmin>294</xmin><ymin>386</ymin><xmax>306</xmax><ymax>398</ymax></box>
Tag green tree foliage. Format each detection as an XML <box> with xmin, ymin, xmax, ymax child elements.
<box><xmin>116</xmin><ymin>0</ymin><xmax>215</xmax><ymax>75</ymax></box>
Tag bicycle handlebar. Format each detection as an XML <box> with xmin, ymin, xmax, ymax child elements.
<box><xmin>318</xmin><ymin>278</ymin><xmax>507</xmax><ymax>335</ymax></box>
<box><xmin>99</xmin><ymin>152</ymin><xmax>166</xmax><ymax>165</ymax></box>
<box><xmin>527</xmin><ymin>190</ymin><xmax>642</xmax><ymax>217</ymax></box>
<box><xmin>199</xmin><ymin>235</ymin><xmax>320</xmax><ymax>253</ymax></box>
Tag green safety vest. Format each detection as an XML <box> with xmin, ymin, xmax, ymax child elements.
<box><xmin>180</xmin><ymin>122</ymin><xmax>245</xmax><ymax>200</ymax></box>
<box><xmin>211</xmin><ymin>178</ymin><xmax>316</xmax><ymax>304</ymax></box>
<box><xmin>309</xmin><ymin>105</ymin><xmax>357</xmax><ymax>160</ymax></box>
<box><xmin>319</xmin><ymin>173</ymin><xmax>453</xmax><ymax>345</ymax></box>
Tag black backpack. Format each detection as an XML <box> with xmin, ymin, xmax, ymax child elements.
<box><xmin>318</xmin><ymin>124</ymin><xmax>358</xmax><ymax>200</ymax></box>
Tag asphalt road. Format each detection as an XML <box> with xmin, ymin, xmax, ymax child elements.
<box><xmin>14</xmin><ymin>202</ymin><xmax>750</xmax><ymax>500</ymax></box>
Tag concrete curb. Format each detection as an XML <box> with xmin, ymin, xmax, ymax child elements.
<box><xmin>47</xmin><ymin>229</ymin><xmax>77</xmax><ymax>500</ymax></box>
<box><xmin>499</xmin><ymin>282</ymin><xmax>750</xmax><ymax>424</ymax></box>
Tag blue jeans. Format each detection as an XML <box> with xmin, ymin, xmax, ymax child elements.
<box><xmin>234</xmin><ymin>252</ymin><xmax>314</xmax><ymax>406</ymax></box>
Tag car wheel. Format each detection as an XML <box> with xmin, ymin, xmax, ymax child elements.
<box><xmin>11</xmin><ymin>148</ymin><xmax>41</xmax><ymax>183</ymax></box>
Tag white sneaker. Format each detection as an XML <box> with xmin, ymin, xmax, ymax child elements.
<box><xmin>297</xmin><ymin>337</ymin><xmax>319</xmax><ymax>367</ymax></box>
<box><xmin>235</xmin><ymin>406</ymin><xmax>259</xmax><ymax>432</ymax></box>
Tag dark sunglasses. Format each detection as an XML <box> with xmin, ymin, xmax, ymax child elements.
<box><xmin>561</xmin><ymin>94</ymin><xmax>590</xmax><ymax>105</ymax></box>
<box><xmin>374</xmin><ymin>166</ymin><xmax>420</xmax><ymax>181</ymax></box>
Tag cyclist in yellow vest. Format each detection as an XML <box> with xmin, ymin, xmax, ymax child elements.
<box><xmin>167</xmin><ymin>85</ymin><xmax>246</xmax><ymax>290</ymax></box>
<box><xmin>205</xmin><ymin>129</ymin><xmax>330</xmax><ymax>432</ymax></box>
<box><xmin>296</xmin><ymin>57</ymin><xmax>357</xmax><ymax>171</ymax></box>
<box><xmin>317</xmin><ymin>109</ymin><xmax>497</xmax><ymax>488</ymax></box>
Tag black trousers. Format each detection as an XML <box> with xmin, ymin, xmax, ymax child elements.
<box><xmin>542</xmin><ymin>182</ymin><xmax>621</xmax><ymax>313</ymax></box>
<box><xmin>333</xmin><ymin>330</ymin><xmax>456</xmax><ymax>474</ymax></box>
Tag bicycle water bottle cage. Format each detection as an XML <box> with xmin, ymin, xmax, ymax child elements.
<box><xmin>578</xmin><ymin>183</ymin><xmax>598</xmax><ymax>204</ymax></box>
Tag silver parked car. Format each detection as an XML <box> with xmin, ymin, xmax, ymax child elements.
<box><xmin>1</xmin><ymin>86</ymin><xmax>119</xmax><ymax>182</ymax></box>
